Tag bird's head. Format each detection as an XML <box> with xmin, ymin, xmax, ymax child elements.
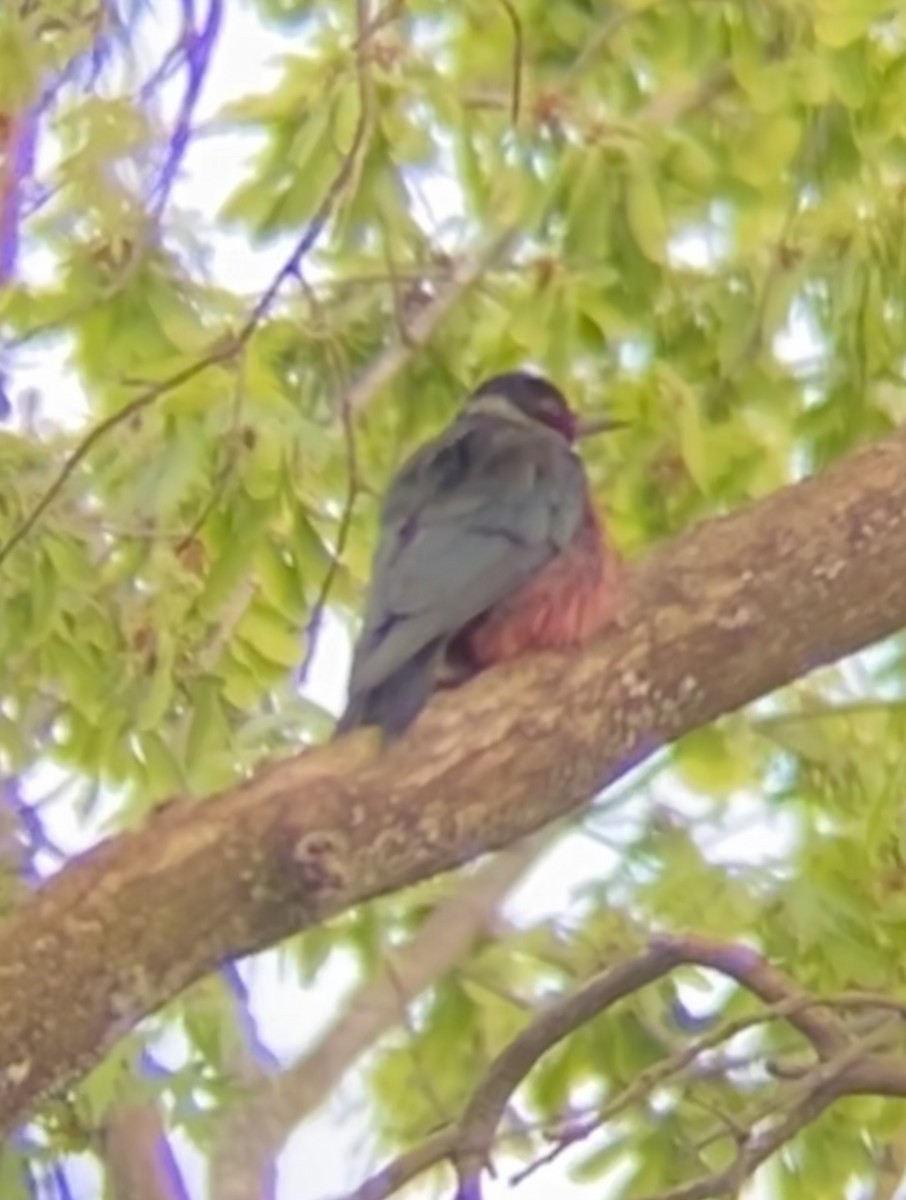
<box><xmin>467</xmin><ymin>371</ymin><xmax>622</xmax><ymax>444</ymax></box>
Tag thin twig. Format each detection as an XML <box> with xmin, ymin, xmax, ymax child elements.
<box><xmin>664</xmin><ymin>933</ymin><xmax>848</xmax><ymax>1058</ymax></box>
<box><xmin>507</xmin><ymin>989</ymin><xmax>845</xmax><ymax>1186</ymax></box>
<box><xmin>295</xmin><ymin>0</ymin><xmax>376</xmax><ymax>685</ymax></box>
<box><xmin>343</xmin><ymin>229</ymin><xmax>515</xmax><ymax>418</ymax></box>
<box><xmin>0</xmin><ymin>336</ymin><xmax>239</xmax><ymax>571</ymax></box>
<box><xmin>348</xmin><ymin>933</ymin><xmax>892</xmax><ymax>1200</ymax></box>
<box><xmin>565</xmin><ymin>0</ymin><xmax>667</xmax><ymax>83</ymax></box>
<box><xmin>350</xmin><ymin>0</ymin><xmax>406</xmax><ymax>50</ymax></box>
<box><xmin>455</xmin><ymin>934</ymin><xmax>848</xmax><ymax>1187</ymax></box>
<box><xmin>513</xmin><ymin>988</ymin><xmax>906</xmax><ymax>1186</ymax></box>
<box><xmin>296</xmin><ymin>385</ymin><xmax>359</xmax><ymax>687</ymax></box>
<box><xmin>493</xmin><ymin>0</ymin><xmax>523</xmax><ymax>126</ymax></box>
<box><xmin>235</xmin><ymin>11</ymin><xmax>377</xmax><ymax>339</ymax></box>
<box><xmin>636</xmin><ymin>1019</ymin><xmax>903</xmax><ymax>1200</ymax></box>
<box><xmin>334</xmin><ymin>1128</ymin><xmax>456</xmax><ymax>1200</ymax></box>
<box><xmin>150</xmin><ymin>0</ymin><xmax>224</xmax><ymax>218</ymax></box>
<box><xmin>452</xmin><ymin>941</ymin><xmax>686</xmax><ymax>1191</ymax></box>
<box><xmin>175</xmin><ymin>346</ymin><xmax>247</xmax><ymax>555</ymax></box>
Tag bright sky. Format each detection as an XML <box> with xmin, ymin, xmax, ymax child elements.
<box><xmin>17</xmin><ymin>3</ymin><xmax>803</xmax><ymax>1197</ymax></box>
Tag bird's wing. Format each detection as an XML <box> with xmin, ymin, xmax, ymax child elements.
<box><xmin>347</xmin><ymin>419</ymin><xmax>587</xmax><ymax>693</ymax></box>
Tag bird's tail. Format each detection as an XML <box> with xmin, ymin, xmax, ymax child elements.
<box><xmin>334</xmin><ymin>641</ymin><xmax>442</xmax><ymax>739</ymax></box>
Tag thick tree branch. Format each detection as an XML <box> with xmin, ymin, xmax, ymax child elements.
<box><xmin>0</xmin><ymin>429</ymin><xmax>905</xmax><ymax>1131</ymax></box>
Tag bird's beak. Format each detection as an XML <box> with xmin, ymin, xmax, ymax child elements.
<box><xmin>574</xmin><ymin>416</ymin><xmax>628</xmax><ymax>440</ymax></box>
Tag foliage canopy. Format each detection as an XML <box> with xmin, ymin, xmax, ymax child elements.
<box><xmin>3</xmin><ymin>1</ymin><xmax>906</xmax><ymax>1197</ymax></box>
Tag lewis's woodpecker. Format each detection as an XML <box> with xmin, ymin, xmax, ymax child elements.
<box><xmin>336</xmin><ymin>371</ymin><xmax>624</xmax><ymax>736</ymax></box>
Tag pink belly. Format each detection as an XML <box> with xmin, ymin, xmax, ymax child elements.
<box><xmin>466</xmin><ymin>516</ymin><xmax>623</xmax><ymax>666</ymax></box>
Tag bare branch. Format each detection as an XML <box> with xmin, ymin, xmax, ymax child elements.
<box><xmin>349</xmin><ymin>933</ymin><xmax>906</xmax><ymax>1200</ymax></box>
<box><xmin>509</xmin><ymin>988</ymin><xmax>883</xmax><ymax>1187</ymax></box>
<box><xmin>636</xmin><ymin>1020</ymin><xmax>904</xmax><ymax>1200</ymax></box>
<box><xmin>449</xmin><ymin>934</ymin><xmax>850</xmax><ymax>1195</ymax></box>
<box><xmin>452</xmin><ymin>940</ymin><xmax>686</xmax><ymax>1192</ymax></box>
<box><xmin>203</xmin><ymin>964</ymin><xmax>280</xmax><ymax>1200</ymax></box>
<box><xmin>662</xmin><ymin>933</ymin><xmax>848</xmax><ymax>1058</ymax></box>
<box><xmin>336</xmin><ymin>1128</ymin><xmax>456</xmax><ymax>1200</ymax></box>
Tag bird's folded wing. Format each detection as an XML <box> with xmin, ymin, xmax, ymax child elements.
<box><xmin>349</xmin><ymin>423</ymin><xmax>586</xmax><ymax>692</ymax></box>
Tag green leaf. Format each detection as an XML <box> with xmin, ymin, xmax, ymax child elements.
<box><xmin>235</xmin><ymin>603</ymin><xmax>301</xmax><ymax>668</ymax></box>
<box><xmin>624</xmin><ymin>163</ymin><xmax>668</xmax><ymax>264</ymax></box>
<box><xmin>672</xmin><ymin>379</ymin><xmax>711</xmax><ymax>492</ymax></box>
<box><xmin>674</xmin><ymin>726</ymin><xmax>758</xmax><ymax>796</ymax></box>
<box><xmin>140</xmin><ymin>731</ymin><xmax>187</xmax><ymax>797</ymax></box>
<box><xmin>185</xmin><ymin>675</ymin><xmax>234</xmax><ymax>790</ymax></box>
<box><xmin>564</xmin><ymin>147</ymin><xmax>611</xmax><ymax>255</ymax></box>
<box><xmin>243</xmin><ymin>427</ymin><xmax>284</xmax><ymax>500</ymax></box>
<box><xmin>134</xmin><ymin>631</ymin><xmax>176</xmax><ymax>731</ymax></box>
<box><xmin>28</xmin><ymin>551</ymin><xmax>59</xmax><ymax>640</ymax></box>
<box><xmin>78</xmin><ymin>1038</ymin><xmax>139</xmax><ymax>1125</ymax></box>
<box><xmin>196</xmin><ymin>535</ymin><xmax>258</xmax><ymax>621</ymax></box>
<box><xmin>44</xmin><ymin>535</ymin><xmax>95</xmax><ymax>590</ymax></box>
<box><xmin>0</xmin><ymin>1149</ymin><xmax>30</xmax><ymax>1200</ymax></box>
<box><xmin>814</xmin><ymin>2</ymin><xmax>877</xmax><ymax>48</ymax></box>
<box><xmin>254</xmin><ymin>540</ymin><xmax>303</xmax><ymax>618</ymax></box>
<box><xmin>0</xmin><ymin>19</ymin><xmax>40</xmax><ymax>108</ymax></box>
<box><xmin>733</xmin><ymin>113</ymin><xmax>801</xmax><ymax>186</ymax></box>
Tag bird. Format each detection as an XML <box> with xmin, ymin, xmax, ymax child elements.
<box><xmin>336</xmin><ymin>370</ymin><xmax>625</xmax><ymax>737</ymax></box>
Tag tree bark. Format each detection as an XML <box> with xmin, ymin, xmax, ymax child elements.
<box><xmin>0</xmin><ymin>429</ymin><xmax>904</xmax><ymax>1133</ymax></box>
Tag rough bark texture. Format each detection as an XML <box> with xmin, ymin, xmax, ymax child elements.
<box><xmin>0</xmin><ymin>429</ymin><xmax>905</xmax><ymax>1132</ymax></box>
